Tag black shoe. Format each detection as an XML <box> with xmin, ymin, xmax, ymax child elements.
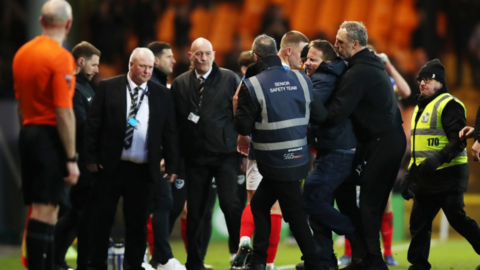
<box><xmin>340</xmin><ymin>261</ymin><xmax>367</xmax><ymax>270</ymax></box>
<box><xmin>364</xmin><ymin>265</ymin><xmax>388</xmax><ymax>270</ymax></box>
<box><xmin>298</xmin><ymin>261</ymin><xmax>337</xmax><ymax>270</ymax></box>
<box><xmin>407</xmin><ymin>266</ymin><xmax>427</xmax><ymax>270</ymax></box>
<box><xmin>331</xmin><ymin>253</ymin><xmax>339</xmax><ymax>270</ymax></box>
<box><xmin>150</xmin><ymin>258</ymin><xmax>158</xmax><ymax>268</ymax></box>
<box><xmin>244</xmin><ymin>263</ymin><xmax>265</xmax><ymax>270</ymax></box>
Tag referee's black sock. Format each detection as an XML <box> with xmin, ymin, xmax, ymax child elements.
<box><xmin>26</xmin><ymin>219</ymin><xmax>54</xmax><ymax>270</ymax></box>
<box><xmin>45</xmin><ymin>223</ymin><xmax>55</xmax><ymax>270</ymax></box>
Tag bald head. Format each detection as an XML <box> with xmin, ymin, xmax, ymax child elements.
<box><xmin>129</xmin><ymin>48</ymin><xmax>154</xmax><ymax>85</ymax></box>
<box><xmin>190</xmin><ymin>38</ymin><xmax>213</xmax><ymax>53</ymax></box>
<box><xmin>189</xmin><ymin>38</ymin><xmax>215</xmax><ymax>75</ymax></box>
<box><xmin>40</xmin><ymin>0</ymin><xmax>72</xmax><ymax>27</ymax></box>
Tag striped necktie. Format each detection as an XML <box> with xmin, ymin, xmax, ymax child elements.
<box><xmin>198</xmin><ymin>76</ymin><xmax>205</xmax><ymax>96</ymax></box>
<box><xmin>124</xmin><ymin>86</ymin><xmax>140</xmax><ymax>149</ymax></box>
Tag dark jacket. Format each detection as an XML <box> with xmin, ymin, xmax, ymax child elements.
<box><xmin>323</xmin><ymin>48</ymin><xmax>403</xmax><ymax>143</ymax></box>
<box><xmin>84</xmin><ymin>75</ymin><xmax>179</xmax><ymax>181</ymax></box>
<box><xmin>474</xmin><ymin>102</ymin><xmax>480</xmax><ymax>142</ymax></box>
<box><xmin>151</xmin><ymin>66</ymin><xmax>168</xmax><ymax>86</ymax></box>
<box><xmin>235</xmin><ymin>55</ymin><xmax>326</xmax><ymax>180</ymax></box>
<box><xmin>171</xmin><ymin>62</ymin><xmax>240</xmax><ymax>160</ymax></box>
<box><xmin>73</xmin><ymin>74</ymin><xmax>95</xmax><ymax>162</ymax></box>
<box><xmin>408</xmin><ymin>87</ymin><xmax>469</xmax><ymax>195</ymax></box>
<box><xmin>308</xmin><ymin>58</ymin><xmax>356</xmax><ymax>150</ymax></box>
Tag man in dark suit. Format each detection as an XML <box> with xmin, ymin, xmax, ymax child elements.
<box><xmin>171</xmin><ymin>37</ymin><xmax>243</xmax><ymax>270</ymax></box>
<box><xmin>84</xmin><ymin>47</ymin><xmax>179</xmax><ymax>270</ymax></box>
<box><xmin>54</xmin><ymin>41</ymin><xmax>100</xmax><ymax>270</ymax></box>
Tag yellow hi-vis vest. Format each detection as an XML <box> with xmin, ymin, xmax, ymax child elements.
<box><xmin>409</xmin><ymin>93</ymin><xmax>467</xmax><ymax>170</ymax></box>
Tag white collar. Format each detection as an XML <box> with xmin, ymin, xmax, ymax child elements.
<box><xmin>127</xmin><ymin>72</ymin><xmax>148</xmax><ymax>91</ymax></box>
<box><xmin>195</xmin><ymin>67</ymin><xmax>212</xmax><ymax>80</ymax></box>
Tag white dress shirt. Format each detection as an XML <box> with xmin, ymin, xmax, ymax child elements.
<box><xmin>195</xmin><ymin>67</ymin><xmax>212</xmax><ymax>80</ymax></box>
<box><xmin>121</xmin><ymin>73</ymin><xmax>149</xmax><ymax>163</ymax></box>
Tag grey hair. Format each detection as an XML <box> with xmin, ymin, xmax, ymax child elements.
<box><xmin>128</xmin><ymin>47</ymin><xmax>154</xmax><ymax>70</ymax></box>
<box><xmin>252</xmin><ymin>34</ymin><xmax>277</xmax><ymax>59</ymax></box>
<box><xmin>339</xmin><ymin>21</ymin><xmax>368</xmax><ymax>46</ymax></box>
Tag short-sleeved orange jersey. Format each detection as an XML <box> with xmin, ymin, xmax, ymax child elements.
<box><xmin>13</xmin><ymin>36</ymin><xmax>76</xmax><ymax>126</ymax></box>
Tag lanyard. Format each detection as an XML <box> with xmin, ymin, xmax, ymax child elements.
<box><xmin>127</xmin><ymin>82</ymin><xmax>148</xmax><ymax>118</ymax></box>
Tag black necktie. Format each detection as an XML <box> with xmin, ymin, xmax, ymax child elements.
<box><xmin>124</xmin><ymin>86</ymin><xmax>140</xmax><ymax>149</ymax></box>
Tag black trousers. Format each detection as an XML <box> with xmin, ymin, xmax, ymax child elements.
<box><xmin>54</xmin><ymin>164</ymin><xmax>94</xmax><ymax>270</ymax></box>
<box><xmin>86</xmin><ymin>161</ymin><xmax>154</xmax><ymax>270</ymax></box>
<box><xmin>185</xmin><ymin>153</ymin><xmax>243</xmax><ymax>270</ymax></box>
<box><xmin>343</xmin><ymin>128</ymin><xmax>406</xmax><ymax>266</ymax></box>
<box><xmin>408</xmin><ymin>191</ymin><xmax>480</xmax><ymax>270</ymax></box>
<box><xmin>152</xmin><ymin>175</ymin><xmax>217</xmax><ymax>264</ymax></box>
<box><xmin>152</xmin><ymin>176</ymin><xmax>174</xmax><ymax>264</ymax></box>
<box><xmin>250</xmin><ymin>178</ymin><xmax>321</xmax><ymax>270</ymax></box>
<box><xmin>169</xmin><ymin>177</ymin><xmax>187</xmax><ymax>234</ymax></box>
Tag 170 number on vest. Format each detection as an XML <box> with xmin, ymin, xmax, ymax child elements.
<box><xmin>427</xmin><ymin>138</ymin><xmax>440</xmax><ymax>146</ymax></box>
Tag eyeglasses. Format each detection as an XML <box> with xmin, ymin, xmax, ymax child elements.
<box><xmin>416</xmin><ymin>77</ymin><xmax>434</xmax><ymax>84</ymax></box>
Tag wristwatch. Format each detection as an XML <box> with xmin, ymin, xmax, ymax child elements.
<box><xmin>66</xmin><ymin>153</ymin><xmax>79</xmax><ymax>162</ymax></box>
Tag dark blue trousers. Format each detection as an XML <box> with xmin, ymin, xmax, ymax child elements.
<box><xmin>302</xmin><ymin>149</ymin><xmax>356</xmax><ymax>268</ymax></box>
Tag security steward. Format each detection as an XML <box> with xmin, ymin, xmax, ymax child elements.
<box><xmin>234</xmin><ymin>34</ymin><xmax>325</xmax><ymax>270</ymax></box>
<box><xmin>401</xmin><ymin>59</ymin><xmax>480</xmax><ymax>270</ymax></box>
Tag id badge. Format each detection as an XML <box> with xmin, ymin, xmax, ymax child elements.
<box><xmin>188</xmin><ymin>112</ymin><xmax>200</xmax><ymax>124</ymax></box>
<box><xmin>127</xmin><ymin>117</ymin><xmax>141</xmax><ymax>129</ymax></box>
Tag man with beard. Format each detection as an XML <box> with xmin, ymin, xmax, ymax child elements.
<box><xmin>54</xmin><ymin>41</ymin><xmax>100</xmax><ymax>270</ymax></box>
<box><xmin>404</xmin><ymin>59</ymin><xmax>480</xmax><ymax>270</ymax></box>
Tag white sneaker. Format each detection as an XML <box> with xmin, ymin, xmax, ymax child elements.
<box><xmin>204</xmin><ymin>264</ymin><xmax>214</xmax><ymax>270</ymax></box>
<box><xmin>157</xmin><ymin>258</ymin><xmax>186</xmax><ymax>270</ymax></box>
<box><xmin>142</xmin><ymin>262</ymin><xmax>156</xmax><ymax>270</ymax></box>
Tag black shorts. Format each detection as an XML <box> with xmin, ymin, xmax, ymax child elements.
<box><xmin>19</xmin><ymin>125</ymin><xmax>70</xmax><ymax>207</ymax></box>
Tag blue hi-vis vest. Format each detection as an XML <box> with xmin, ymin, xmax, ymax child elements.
<box><xmin>244</xmin><ymin>66</ymin><xmax>312</xmax><ymax>169</ymax></box>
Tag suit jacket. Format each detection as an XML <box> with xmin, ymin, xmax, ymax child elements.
<box><xmin>171</xmin><ymin>62</ymin><xmax>240</xmax><ymax>160</ymax></box>
<box><xmin>84</xmin><ymin>74</ymin><xmax>179</xmax><ymax>182</ymax></box>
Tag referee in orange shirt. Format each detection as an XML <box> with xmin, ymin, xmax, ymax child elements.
<box><xmin>12</xmin><ymin>1</ymin><xmax>79</xmax><ymax>269</ymax></box>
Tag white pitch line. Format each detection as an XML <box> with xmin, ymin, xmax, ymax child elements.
<box><xmin>277</xmin><ymin>265</ymin><xmax>296</xmax><ymax>270</ymax></box>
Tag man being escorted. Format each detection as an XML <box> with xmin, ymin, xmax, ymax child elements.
<box><xmin>302</xmin><ymin>39</ymin><xmax>356</xmax><ymax>270</ymax></box>
<box><xmin>235</xmin><ymin>34</ymin><xmax>324</xmax><ymax>270</ymax></box>
<box><xmin>402</xmin><ymin>59</ymin><xmax>480</xmax><ymax>270</ymax></box>
<box><xmin>13</xmin><ymin>1</ymin><xmax>79</xmax><ymax>269</ymax></box>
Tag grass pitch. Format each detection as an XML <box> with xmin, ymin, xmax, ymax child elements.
<box><xmin>0</xmin><ymin>239</ymin><xmax>478</xmax><ymax>270</ymax></box>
